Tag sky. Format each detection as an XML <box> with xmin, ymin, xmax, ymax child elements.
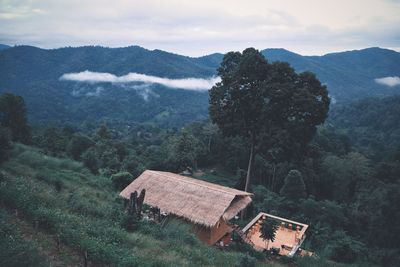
<box><xmin>0</xmin><ymin>0</ymin><xmax>399</xmax><ymax>56</ymax></box>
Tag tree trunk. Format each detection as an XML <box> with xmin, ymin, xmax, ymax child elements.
<box><xmin>244</xmin><ymin>141</ymin><xmax>255</xmax><ymax>193</ymax></box>
<box><xmin>271</xmin><ymin>163</ymin><xmax>276</xmax><ymax>191</ymax></box>
<box><xmin>241</xmin><ymin>139</ymin><xmax>255</xmax><ymax>219</ymax></box>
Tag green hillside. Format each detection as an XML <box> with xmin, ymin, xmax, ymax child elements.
<box><xmin>2</xmin><ymin>89</ymin><xmax>400</xmax><ymax>266</ymax></box>
<box><xmin>0</xmin><ymin>144</ymin><xmax>283</xmax><ymax>267</ymax></box>
<box><xmin>328</xmin><ymin>95</ymin><xmax>400</xmax><ymax>160</ymax></box>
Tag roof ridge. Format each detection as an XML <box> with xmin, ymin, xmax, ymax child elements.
<box><xmin>147</xmin><ymin>170</ymin><xmax>248</xmax><ymax>196</ymax></box>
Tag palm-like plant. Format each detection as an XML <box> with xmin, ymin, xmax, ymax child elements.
<box><xmin>260</xmin><ymin>219</ymin><xmax>278</xmax><ymax>250</ymax></box>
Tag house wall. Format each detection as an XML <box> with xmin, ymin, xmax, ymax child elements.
<box><xmin>193</xmin><ymin>219</ymin><xmax>232</xmax><ymax>245</ymax></box>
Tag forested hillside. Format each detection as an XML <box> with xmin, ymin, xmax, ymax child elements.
<box><xmin>262</xmin><ymin>47</ymin><xmax>400</xmax><ymax>101</ymax></box>
<box><xmin>0</xmin><ymin>45</ymin><xmax>399</xmax><ymax>127</ymax></box>
<box><xmin>0</xmin><ymin>44</ymin><xmax>10</xmax><ymax>50</ymax></box>
<box><xmin>329</xmin><ymin>96</ymin><xmax>400</xmax><ymax>160</ymax></box>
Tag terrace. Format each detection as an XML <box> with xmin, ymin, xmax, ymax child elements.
<box><xmin>242</xmin><ymin>212</ymin><xmax>309</xmax><ymax>257</ymax></box>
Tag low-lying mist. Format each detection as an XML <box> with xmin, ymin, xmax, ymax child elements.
<box><xmin>60</xmin><ymin>70</ymin><xmax>220</xmax><ymax>91</ymax></box>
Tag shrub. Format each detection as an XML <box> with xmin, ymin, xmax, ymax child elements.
<box><xmin>111</xmin><ymin>172</ymin><xmax>134</xmax><ymax>191</ymax></box>
<box><xmin>239</xmin><ymin>253</ymin><xmax>256</xmax><ymax>267</ymax></box>
<box><xmin>82</xmin><ymin>148</ymin><xmax>99</xmax><ymax>174</ymax></box>
<box><xmin>121</xmin><ymin>213</ymin><xmax>139</xmax><ymax>232</ymax></box>
<box><xmin>0</xmin><ymin>127</ymin><xmax>12</xmax><ymax>163</ymax></box>
<box><xmin>327</xmin><ymin>230</ymin><xmax>366</xmax><ymax>264</ymax></box>
<box><xmin>280</xmin><ymin>170</ymin><xmax>307</xmax><ymax>200</ymax></box>
<box><xmin>54</xmin><ymin>180</ymin><xmax>63</xmax><ymax>192</ymax></box>
<box><xmin>0</xmin><ymin>211</ymin><xmax>47</xmax><ymax>267</ymax></box>
<box><xmin>67</xmin><ymin>134</ymin><xmax>94</xmax><ymax>160</ymax></box>
<box><xmin>229</xmin><ymin>242</ymin><xmax>265</xmax><ymax>261</ymax></box>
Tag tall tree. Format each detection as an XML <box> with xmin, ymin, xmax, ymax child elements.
<box><xmin>279</xmin><ymin>170</ymin><xmax>307</xmax><ymax>200</ymax></box>
<box><xmin>0</xmin><ymin>93</ymin><xmax>31</xmax><ymax>143</ymax></box>
<box><xmin>168</xmin><ymin>130</ymin><xmax>199</xmax><ymax>171</ymax></box>
<box><xmin>209</xmin><ymin>48</ymin><xmax>329</xmax><ymax>192</ymax></box>
<box><xmin>0</xmin><ymin>127</ymin><xmax>12</xmax><ymax>163</ymax></box>
<box><xmin>96</xmin><ymin>124</ymin><xmax>111</xmax><ymax>140</ymax></box>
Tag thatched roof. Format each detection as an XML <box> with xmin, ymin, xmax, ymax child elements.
<box><xmin>120</xmin><ymin>170</ymin><xmax>252</xmax><ymax>227</ymax></box>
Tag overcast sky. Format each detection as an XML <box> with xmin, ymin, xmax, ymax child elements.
<box><xmin>0</xmin><ymin>0</ymin><xmax>399</xmax><ymax>56</ymax></box>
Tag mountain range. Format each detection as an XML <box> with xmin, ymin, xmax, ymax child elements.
<box><xmin>0</xmin><ymin>45</ymin><xmax>399</xmax><ymax>127</ymax></box>
<box><xmin>0</xmin><ymin>44</ymin><xmax>10</xmax><ymax>50</ymax></box>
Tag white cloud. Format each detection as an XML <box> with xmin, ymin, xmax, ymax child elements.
<box><xmin>374</xmin><ymin>76</ymin><xmax>400</xmax><ymax>87</ymax></box>
<box><xmin>60</xmin><ymin>70</ymin><xmax>220</xmax><ymax>91</ymax></box>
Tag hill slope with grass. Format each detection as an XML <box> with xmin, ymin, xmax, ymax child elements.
<box><xmin>1</xmin><ymin>144</ymin><xmax>287</xmax><ymax>267</ymax></box>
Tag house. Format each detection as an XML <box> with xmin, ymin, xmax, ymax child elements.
<box><xmin>120</xmin><ymin>170</ymin><xmax>252</xmax><ymax>245</ymax></box>
<box><xmin>242</xmin><ymin>212</ymin><xmax>309</xmax><ymax>257</ymax></box>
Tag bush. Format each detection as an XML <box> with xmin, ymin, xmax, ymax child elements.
<box><xmin>327</xmin><ymin>230</ymin><xmax>366</xmax><ymax>264</ymax></box>
<box><xmin>111</xmin><ymin>172</ymin><xmax>134</xmax><ymax>191</ymax></box>
<box><xmin>0</xmin><ymin>211</ymin><xmax>47</xmax><ymax>267</ymax></box>
<box><xmin>121</xmin><ymin>213</ymin><xmax>139</xmax><ymax>232</ymax></box>
<box><xmin>138</xmin><ymin>220</ymin><xmax>166</xmax><ymax>239</ymax></box>
<box><xmin>163</xmin><ymin>219</ymin><xmax>199</xmax><ymax>245</ymax></box>
<box><xmin>54</xmin><ymin>180</ymin><xmax>63</xmax><ymax>192</ymax></box>
<box><xmin>0</xmin><ymin>127</ymin><xmax>12</xmax><ymax>163</ymax></box>
<box><xmin>82</xmin><ymin>148</ymin><xmax>99</xmax><ymax>174</ymax></box>
<box><xmin>229</xmin><ymin>242</ymin><xmax>265</xmax><ymax>261</ymax></box>
<box><xmin>67</xmin><ymin>134</ymin><xmax>94</xmax><ymax>160</ymax></box>
<box><xmin>239</xmin><ymin>253</ymin><xmax>256</xmax><ymax>267</ymax></box>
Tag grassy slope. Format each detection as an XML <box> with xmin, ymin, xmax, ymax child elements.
<box><xmin>0</xmin><ymin>144</ymin><xmax>285</xmax><ymax>267</ymax></box>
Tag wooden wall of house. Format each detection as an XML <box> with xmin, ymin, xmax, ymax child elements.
<box><xmin>193</xmin><ymin>219</ymin><xmax>232</xmax><ymax>245</ymax></box>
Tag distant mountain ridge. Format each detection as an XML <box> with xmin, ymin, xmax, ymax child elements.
<box><xmin>0</xmin><ymin>44</ymin><xmax>10</xmax><ymax>50</ymax></box>
<box><xmin>261</xmin><ymin>47</ymin><xmax>400</xmax><ymax>101</ymax></box>
<box><xmin>0</xmin><ymin>45</ymin><xmax>399</xmax><ymax>126</ymax></box>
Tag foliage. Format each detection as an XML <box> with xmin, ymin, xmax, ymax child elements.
<box><xmin>121</xmin><ymin>212</ymin><xmax>139</xmax><ymax>232</ymax></box>
<box><xmin>81</xmin><ymin>147</ymin><xmax>99</xmax><ymax>174</ymax></box>
<box><xmin>209</xmin><ymin>48</ymin><xmax>329</xmax><ymax>192</ymax></box>
<box><xmin>239</xmin><ymin>253</ymin><xmax>256</xmax><ymax>267</ymax></box>
<box><xmin>111</xmin><ymin>171</ymin><xmax>134</xmax><ymax>190</ymax></box>
<box><xmin>0</xmin><ymin>126</ymin><xmax>12</xmax><ymax>163</ymax></box>
<box><xmin>0</xmin><ymin>93</ymin><xmax>31</xmax><ymax>143</ymax></box>
<box><xmin>1</xmin><ymin>46</ymin><xmax>399</xmax><ymax>129</ymax></box>
<box><xmin>329</xmin><ymin>96</ymin><xmax>400</xmax><ymax>161</ymax></box>
<box><xmin>66</xmin><ymin>134</ymin><xmax>94</xmax><ymax>160</ymax></box>
<box><xmin>0</xmin><ymin>211</ymin><xmax>48</xmax><ymax>267</ymax></box>
<box><xmin>2</xmin><ymin>62</ymin><xmax>400</xmax><ymax>266</ymax></box>
<box><xmin>327</xmin><ymin>230</ymin><xmax>366</xmax><ymax>264</ymax></box>
<box><xmin>279</xmin><ymin>170</ymin><xmax>307</xmax><ymax>200</ymax></box>
<box><xmin>166</xmin><ymin>130</ymin><xmax>200</xmax><ymax>171</ymax></box>
<box><xmin>0</xmin><ymin>144</ymin><xmax>254</xmax><ymax>267</ymax></box>
<box><xmin>259</xmin><ymin>219</ymin><xmax>278</xmax><ymax>248</ymax></box>
<box><xmin>0</xmin><ymin>46</ymin><xmax>216</xmax><ymax>127</ymax></box>
<box><xmin>321</xmin><ymin>152</ymin><xmax>371</xmax><ymax>202</ymax></box>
